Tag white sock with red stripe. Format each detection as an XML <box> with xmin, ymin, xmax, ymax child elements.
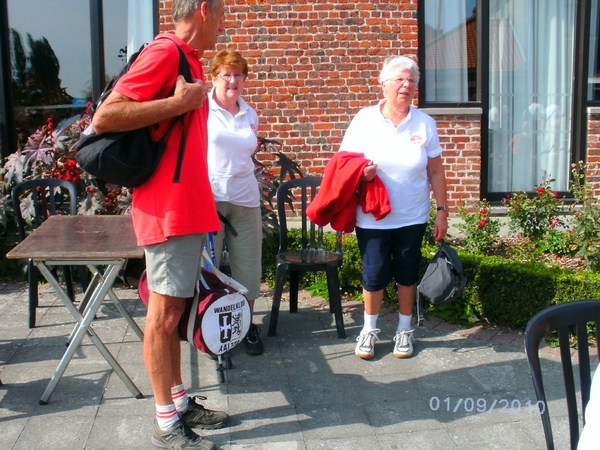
<box><xmin>156</xmin><ymin>403</ymin><xmax>179</xmax><ymax>430</ymax></box>
<box><xmin>171</xmin><ymin>383</ymin><xmax>190</xmax><ymax>413</ymax></box>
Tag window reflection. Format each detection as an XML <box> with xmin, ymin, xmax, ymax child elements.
<box><xmin>7</xmin><ymin>0</ymin><xmax>126</xmax><ymax>146</ymax></box>
<box><xmin>424</xmin><ymin>0</ymin><xmax>478</xmax><ymax>102</ymax></box>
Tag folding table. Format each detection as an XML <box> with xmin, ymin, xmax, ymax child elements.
<box><xmin>6</xmin><ymin>215</ymin><xmax>145</xmax><ymax>404</ymax></box>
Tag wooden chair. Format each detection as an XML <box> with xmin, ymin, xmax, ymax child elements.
<box><xmin>11</xmin><ymin>179</ymin><xmax>87</xmax><ymax>328</ymax></box>
<box><xmin>268</xmin><ymin>177</ymin><xmax>346</xmax><ymax>339</ymax></box>
<box><xmin>524</xmin><ymin>300</ymin><xmax>600</xmax><ymax>450</ymax></box>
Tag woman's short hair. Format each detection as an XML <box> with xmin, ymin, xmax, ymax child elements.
<box><xmin>210</xmin><ymin>50</ymin><xmax>249</xmax><ymax>77</ymax></box>
<box><xmin>172</xmin><ymin>0</ymin><xmax>220</xmax><ymax>24</ymax></box>
<box><xmin>378</xmin><ymin>56</ymin><xmax>420</xmax><ymax>84</ymax></box>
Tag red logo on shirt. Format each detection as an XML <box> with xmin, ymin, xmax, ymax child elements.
<box><xmin>410</xmin><ymin>134</ymin><xmax>423</xmax><ymax>145</ymax></box>
<box><xmin>250</xmin><ymin>124</ymin><xmax>258</xmax><ymax>135</ymax></box>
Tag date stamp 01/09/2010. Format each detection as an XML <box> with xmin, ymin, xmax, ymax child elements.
<box><xmin>429</xmin><ymin>397</ymin><xmax>546</xmax><ymax>415</ymax></box>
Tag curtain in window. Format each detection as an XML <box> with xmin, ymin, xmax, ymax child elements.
<box><xmin>424</xmin><ymin>0</ymin><xmax>471</xmax><ymax>102</ymax></box>
<box><xmin>488</xmin><ymin>0</ymin><xmax>574</xmax><ymax>193</ymax></box>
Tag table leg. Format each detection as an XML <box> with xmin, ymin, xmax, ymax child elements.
<box><xmin>87</xmin><ymin>265</ymin><xmax>144</xmax><ymax>341</ymax></box>
<box><xmin>36</xmin><ymin>262</ymin><xmax>142</xmax><ymax>404</ymax></box>
<box><xmin>65</xmin><ymin>271</ymin><xmax>102</xmax><ymax>345</ymax></box>
<box><xmin>84</xmin><ymin>324</ymin><xmax>144</xmax><ymax>399</ymax></box>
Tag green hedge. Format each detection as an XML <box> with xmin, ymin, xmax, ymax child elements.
<box><xmin>262</xmin><ymin>230</ymin><xmax>600</xmax><ymax>330</ymax></box>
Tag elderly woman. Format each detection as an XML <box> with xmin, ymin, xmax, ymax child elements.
<box><xmin>340</xmin><ymin>55</ymin><xmax>449</xmax><ymax>359</ymax></box>
<box><xmin>207</xmin><ymin>50</ymin><xmax>263</xmax><ymax>355</ymax></box>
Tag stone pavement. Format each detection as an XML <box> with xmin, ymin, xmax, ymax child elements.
<box><xmin>0</xmin><ymin>280</ymin><xmax>588</xmax><ymax>449</ymax></box>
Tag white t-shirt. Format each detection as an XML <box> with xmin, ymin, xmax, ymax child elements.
<box><xmin>207</xmin><ymin>90</ymin><xmax>260</xmax><ymax>207</ymax></box>
<box><xmin>340</xmin><ymin>101</ymin><xmax>442</xmax><ymax>229</ymax></box>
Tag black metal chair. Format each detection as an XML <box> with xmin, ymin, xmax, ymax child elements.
<box><xmin>268</xmin><ymin>177</ymin><xmax>346</xmax><ymax>339</ymax></box>
<box><xmin>11</xmin><ymin>179</ymin><xmax>87</xmax><ymax>328</ymax></box>
<box><xmin>524</xmin><ymin>300</ymin><xmax>600</xmax><ymax>450</ymax></box>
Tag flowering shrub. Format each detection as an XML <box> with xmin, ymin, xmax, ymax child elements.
<box><xmin>0</xmin><ymin>112</ymin><xmax>132</xmax><ymax>233</ymax></box>
<box><xmin>456</xmin><ymin>200</ymin><xmax>500</xmax><ymax>255</ymax></box>
<box><xmin>569</xmin><ymin>161</ymin><xmax>600</xmax><ymax>270</ymax></box>
<box><xmin>502</xmin><ymin>177</ymin><xmax>565</xmax><ymax>243</ymax></box>
<box><xmin>1</xmin><ymin>114</ymin><xmax>301</xmax><ymax>241</ymax></box>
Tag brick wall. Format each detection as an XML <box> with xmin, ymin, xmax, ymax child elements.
<box><xmin>587</xmin><ymin>113</ymin><xmax>600</xmax><ymax>199</ymax></box>
<box><xmin>158</xmin><ymin>0</ymin><xmax>599</xmax><ymax>210</ymax></box>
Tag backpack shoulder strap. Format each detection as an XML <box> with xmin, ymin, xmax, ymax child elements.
<box><xmin>92</xmin><ymin>43</ymin><xmax>148</xmax><ymax>113</ymax></box>
<box><xmin>153</xmin><ymin>36</ymin><xmax>194</xmax><ymax>183</ymax></box>
<box><xmin>171</xmin><ymin>44</ymin><xmax>192</xmax><ymax>183</ymax></box>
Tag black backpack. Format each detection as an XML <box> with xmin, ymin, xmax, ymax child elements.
<box><xmin>75</xmin><ymin>37</ymin><xmax>192</xmax><ymax>188</ymax></box>
<box><xmin>417</xmin><ymin>241</ymin><xmax>467</xmax><ymax>326</ymax></box>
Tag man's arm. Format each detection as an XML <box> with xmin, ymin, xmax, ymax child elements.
<box><xmin>92</xmin><ymin>75</ymin><xmax>209</xmax><ymax>134</ymax></box>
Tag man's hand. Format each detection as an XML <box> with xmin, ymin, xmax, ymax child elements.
<box><xmin>174</xmin><ymin>75</ymin><xmax>210</xmax><ymax>112</ymax></box>
<box><xmin>92</xmin><ymin>75</ymin><xmax>209</xmax><ymax>134</ymax></box>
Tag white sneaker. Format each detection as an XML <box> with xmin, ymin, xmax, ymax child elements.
<box><xmin>355</xmin><ymin>329</ymin><xmax>380</xmax><ymax>359</ymax></box>
<box><xmin>393</xmin><ymin>329</ymin><xmax>414</xmax><ymax>358</ymax></box>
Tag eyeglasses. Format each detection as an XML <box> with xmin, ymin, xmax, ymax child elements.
<box><xmin>218</xmin><ymin>73</ymin><xmax>245</xmax><ymax>82</ymax></box>
<box><xmin>386</xmin><ymin>77</ymin><xmax>416</xmax><ymax>86</ymax></box>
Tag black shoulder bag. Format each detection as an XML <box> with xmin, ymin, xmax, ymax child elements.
<box><xmin>76</xmin><ymin>38</ymin><xmax>192</xmax><ymax>188</ymax></box>
<box><xmin>416</xmin><ymin>241</ymin><xmax>467</xmax><ymax>326</ymax></box>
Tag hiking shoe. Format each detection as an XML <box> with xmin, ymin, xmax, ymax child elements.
<box><xmin>393</xmin><ymin>329</ymin><xmax>415</xmax><ymax>358</ymax></box>
<box><xmin>151</xmin><ymin>419</ymin><xmax>216</xmax><ymax>450</ymax></box>
<box><xmin>180</xmin><ymin>396</ymin><xmax>228</xmax><ymax>430</ymax></box>
<box><xmin>242</xmin><ymin>323</ymin><xmax>264</xmax><ymax>356</ymax></box>
<box><xmin>355</xmin><ymin>329</ymin><xmax>380</xmax><ymax>359</ymax></box>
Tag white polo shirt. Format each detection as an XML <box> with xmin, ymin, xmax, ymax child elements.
<box><xmin>207</xmin><ymin>90</ymin><xmax>260</xmax><ymax>207</ymax></box>
<box><xmin>340</xmin><ymin>101</ymin><xmax>443</xmax><ymax>229</ymax></box>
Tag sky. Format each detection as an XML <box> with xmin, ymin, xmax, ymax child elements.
<box><xmin>7</xmin><ymin>0</ymin><xmax>128</xmax><ymax>99</ymax></box>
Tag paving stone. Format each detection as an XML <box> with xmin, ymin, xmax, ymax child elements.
<box><xmin>0</xmin><ymin>282</ymin><xmax>577</xmax><ymax>449</ymax></box>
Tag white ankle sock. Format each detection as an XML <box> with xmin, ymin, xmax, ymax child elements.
<box><xmin>362</xmin><ymin>312</ymin><xmax>378</xmax><ymax>332</ymax></box>
<box><xmin>156</xmin><ymin>403</ymin><xmax>179</xmax><ymax>430</ymax></box>
<box><xmin>398</xmin><ymin>313</ymin><xmax>412</xmax><ymax>332</ymax></box>
<box><xmin>171</xmin><ymin>383</ymin><xmax>189</xmax><ymax>413</ymax></box>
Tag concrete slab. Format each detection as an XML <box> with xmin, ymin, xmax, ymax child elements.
<box><xmin>0</xmin><ymin>281</ymin><xmax>580</xmax><ymax>449</ymax></box>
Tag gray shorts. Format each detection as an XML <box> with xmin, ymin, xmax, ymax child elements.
<box><xmin>144</xmin><ymin>233</ymin><xmax>207</xmax><ymax>298</ymax></box>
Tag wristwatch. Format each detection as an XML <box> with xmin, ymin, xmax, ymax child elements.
<box><xmin>437</xmin><ymin>205</ymin><xmax>448</xmax><ymax>212</ymax></box>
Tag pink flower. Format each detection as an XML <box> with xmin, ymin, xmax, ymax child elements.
<box><xmin>478</xmin><ymin>220</ymin><xmax>486</xmax><ymax>228</ymax></box>
<box><xmin>536</xmin><ymin>187</ymin><xmax>544</xmax><ymax>193</ymax></box>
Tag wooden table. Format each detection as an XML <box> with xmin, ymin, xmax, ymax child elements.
<box><xmin>7</xmin><ymin>215</ymin><xmax>145</xmax><ymax>404</ymax></box>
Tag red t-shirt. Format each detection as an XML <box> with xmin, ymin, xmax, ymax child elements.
<box><xmin>114</xmin><ymin>34</ymin><xmax>220</xmax><ymax>246</ymax></box>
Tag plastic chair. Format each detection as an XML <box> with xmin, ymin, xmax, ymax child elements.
<box><xmin>11</xmin><ymin>179</ymin><xmax>86</xmax><ymax>328</ymax></box>
<box><xmin>524</xmin><ymin>300</ymin><xmax>600</xmax><ymax>450</ymax></box>
<box><xmin>268</xmin><ymin>177</ymin><xmax>346</xmax><ymax>339</ymax></box>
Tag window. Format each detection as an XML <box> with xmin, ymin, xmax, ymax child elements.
<box><xmin>421</xmin><ymin>0</ymin><xmax>577</xmax><ymax>195</ymax></box>
<box><xmin>422</xmin><ymin>0</ymin><xmax>479</xmax><ymax>103</ymax></box>
<box><xmin>488</xmin><ymin>1</ymin><xmax>574</xmax><ymax>193</ymax></box>
<box><xmin>7</xmin><ymin>0</ymin><xmax>127</xmax><ymax>146</ymax></box>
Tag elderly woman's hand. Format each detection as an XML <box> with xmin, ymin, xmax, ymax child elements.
<box><xmin>433</xmin><ymin>210</ymin><xmax>449</xmax><ymax>242</ymax></box>
<box><xmin>362</xmin><ymin>162</ymin><xmax>378</xmax><ymax>182</ymax></box>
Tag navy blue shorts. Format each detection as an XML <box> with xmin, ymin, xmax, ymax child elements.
<box><xmin>355</xmin><ymin>224</ymin><xmax>427</xmax><ymax>292</ymax></box>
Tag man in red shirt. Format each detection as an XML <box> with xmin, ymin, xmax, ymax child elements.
<box><xmin>93</xmin><ymin>1</ymin><xmax>226</xmax><ymax>449</ymax></box>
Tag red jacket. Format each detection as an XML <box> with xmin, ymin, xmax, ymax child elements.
<box><xmin>306</xmin><ymin>152</ymin><xmax>391</xmax><ymax>233</ymax></box>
